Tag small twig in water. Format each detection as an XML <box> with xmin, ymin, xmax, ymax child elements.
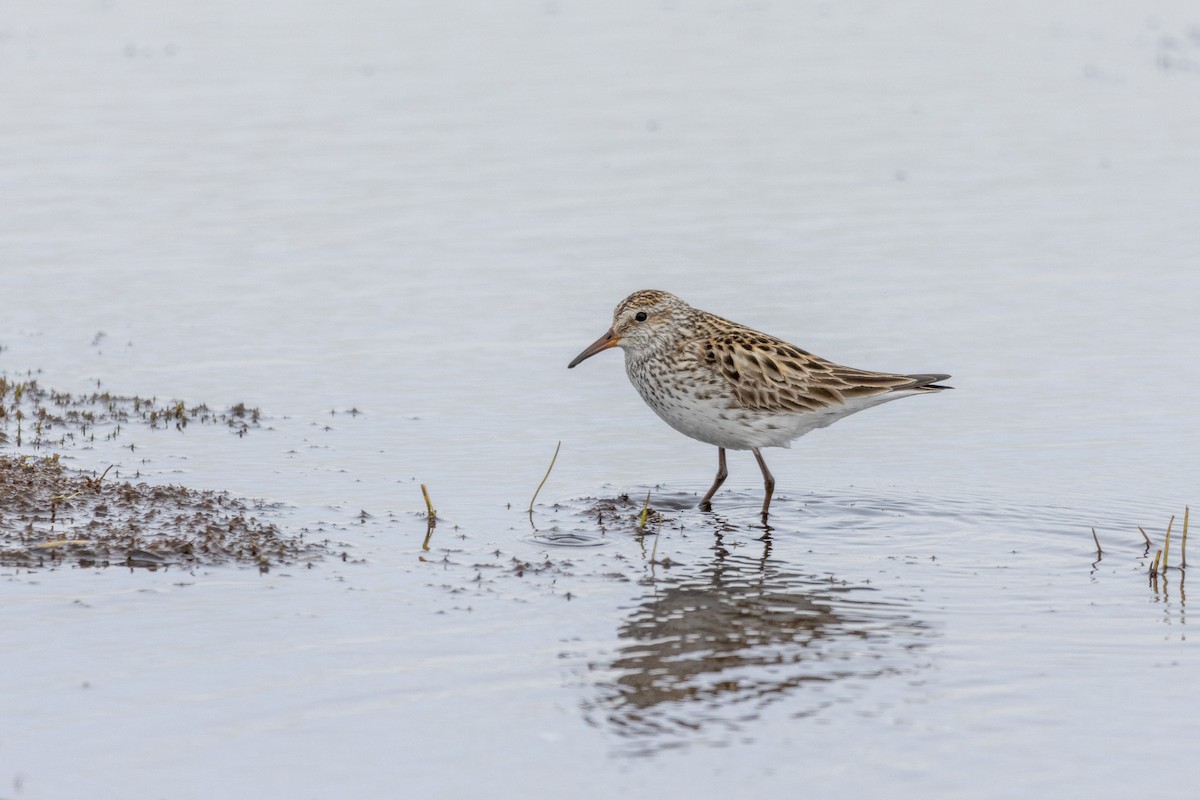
<box><xmin>527</xmin><ymin>441</ymin><xmax>561</xmax><ymax>513</ymax></box>
<box><xmin>1138</xmin><ymin>526</ymin><xmax>1153</xmax><ymax>547</ymax></box>
<box><xmin>1163</xmin><ymin>515</ymin><xmax>1175</xmax><ymax>572</ymax></box>
<box><xmin>81</xmin><ymin>464</ymin><xmax>115</xmax><ymax>490</ymax></box>
<box><xmin>1151</xmin><ymin>548</ymin><xmax>1163</xmax><ymax>578</ymax></box>
<box><xmin>420</xmin><ymin>484</ymin><xmax>437</xmax><ymax>551</ymax></box>
<box><xmin>421</xmin><ymin>484</ymin><xmax>436</xmax><ymax>521</ymax></box>
<box><xmin>1091</xmin><ymin>528</ymin><xmax>1103</xmax><ymax>558</ymax></box>
<box><xmin>639</xmin><ymin>489</ymin><xmax>651</xmax><ymax>530</ymax></box>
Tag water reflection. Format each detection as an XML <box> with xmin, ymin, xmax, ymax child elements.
<box><xmin>584</xmin><ymin>531</ymin><xmax>930</xmax><ymax>752</ymax></box>
<box><xmin>1149</xmin><ymin>567</ymin><xmax>1187</xmax><ymax>639</ymax></box>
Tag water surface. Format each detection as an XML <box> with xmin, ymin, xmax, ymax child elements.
<box><xmin>2</xmin><ymin>1</ymin><xmax>1199</xmax><ymax>798</ymax></box>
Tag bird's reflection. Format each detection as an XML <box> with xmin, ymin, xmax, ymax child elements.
<box><xmin>584</xmin><ymin>530</ymin><xmax>930</xmax><ymax>750</ymax></box>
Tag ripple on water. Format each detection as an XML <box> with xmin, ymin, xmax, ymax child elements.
<box><xmin>525</xmin><ymin>530</ymin><xmax>612</xmax><ymax>548</ymax></box>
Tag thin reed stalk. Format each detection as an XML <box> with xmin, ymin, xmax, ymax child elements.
<box><xmin>527</xmin><ymin>441</ymin><xmax>561</xmax><ymax>513</ymax></box>
<box><xmin>1163</xmin><ymin>515</ymin><xmax>1175</xmax><ymax>572</ymax></box>
<box><xmin>1182</xmin><ymin>507</ymin><xmax>1189</xmax><ymax>569</ymax></box>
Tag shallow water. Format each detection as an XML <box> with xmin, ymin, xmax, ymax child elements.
<box><xmin>3</xmin><ymin>1</ymin><xmax>1200</xmax><ymax>797</ymax></box>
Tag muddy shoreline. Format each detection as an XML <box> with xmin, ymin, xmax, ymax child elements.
<box><xmin>0</xmin><ymin>377</ymin><xmax>332</xmax><ymax>571</ymax></box>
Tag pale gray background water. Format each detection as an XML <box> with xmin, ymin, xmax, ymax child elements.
<box><xmin>3</xmin><ymin>1</ymin><xmax>1199</xmax><ymax>798</ymax></box>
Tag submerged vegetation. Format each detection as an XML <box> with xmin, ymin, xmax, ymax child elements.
<box><xmin>0</xmin><ymin>376</ymin><xmax>261</xmax><ymax>448</ymax></box>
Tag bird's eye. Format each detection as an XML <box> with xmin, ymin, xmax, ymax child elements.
<box><xmin>635</xmin><ymin>311</ymin><xmax>648</xmax><ymax>322</ymax></box>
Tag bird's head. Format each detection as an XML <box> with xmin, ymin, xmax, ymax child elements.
<box><xmin>568</xmin><ymin>290</ymin><xmax>691</xmax><ymax>368</ymax></box>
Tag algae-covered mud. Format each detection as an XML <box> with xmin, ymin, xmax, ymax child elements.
<box><xmin>0</xmin><ymin>378</ymin><xmax>332</xmax><ymax>570</ymax></box>
<box><xmin>0</xmin><ymin>454</ymin><xmax>328</xmax><ymax>570</ymax></box>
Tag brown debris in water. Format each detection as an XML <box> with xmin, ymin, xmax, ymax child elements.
<box><xmin>0</xmin><ymin>454</ymin><xmax>328</xmax><ymax>571</ymax></box>
<box><xmin>588</xmin><ymin>492</ymin><xmax>672</xmax><ymax>535</ymax></box>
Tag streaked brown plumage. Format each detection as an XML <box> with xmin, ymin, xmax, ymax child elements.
<box><xmin>569</xmin><ymin>290</ymin><xmax>951</xmax><ymax>519</ymax></box>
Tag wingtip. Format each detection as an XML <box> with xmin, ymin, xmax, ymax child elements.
<box><xmin>907</xmin><ymin>373</ymin><xmax>953</xmax><ymax>390</ymax></box>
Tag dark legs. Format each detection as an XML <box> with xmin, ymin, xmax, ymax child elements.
<box><xmin>752</xmin><ymin>447</ymin><xmax>775</xmax><ymax>519</ymax></box>
<box><xmin>699</xmin><ymin>447</ymin><xmax>775</xmax><ymax>519</ymax></box>
<box><xmin>699</xmin><ymin>447</ymin><xmax>728</xmax><ymax>510</ymax></box>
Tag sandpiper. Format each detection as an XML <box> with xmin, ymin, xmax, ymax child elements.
<box><xmin>568</xmin><ymin>290</ymin><xmax>950</xmax><ymax>519</ymax></box>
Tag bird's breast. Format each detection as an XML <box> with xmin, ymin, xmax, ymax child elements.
<box><xmin>622</xmin><ymin>352</ymin><xmax>781</xmax><ymax>449</ymax></box>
